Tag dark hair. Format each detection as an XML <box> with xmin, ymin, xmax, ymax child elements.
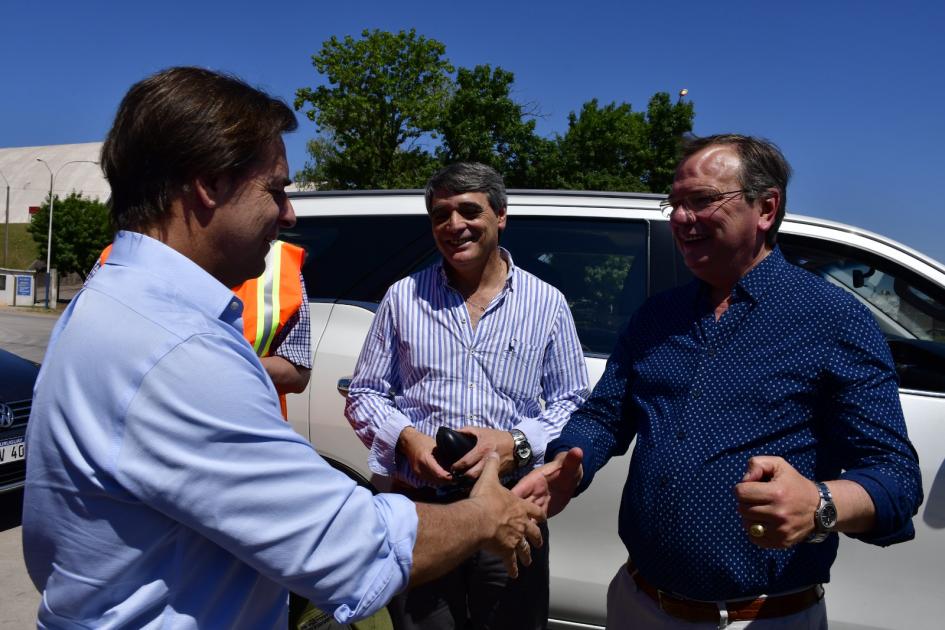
<box><xmin>681</xmin><ymin>134</ymin><xmax>792</xmax><ymax>246</ymax></box>
<box><xmin>101</xmin><ymin>66</ymin><xmax>297</xmax><ymax>231</ymax></box>
<box><xmin>424</xmin><ymin>162</ymin><xmax>507</xmax><ymax>214</ymax></box>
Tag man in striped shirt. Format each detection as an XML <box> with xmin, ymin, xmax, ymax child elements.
<box><xmin>345</xmin><ymin>162</ymin><xmax>590</xmax><ymax>629</ymax></box>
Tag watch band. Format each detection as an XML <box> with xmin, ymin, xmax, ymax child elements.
<box><xmin>806</xmin><ymin>481</ymin><xmax>837</xmax><ymax>544</ymax></box>
<box><xmin>509</xmin><ymin>429</ymin><xmax>533</xmax><ymax>468</ymax></box>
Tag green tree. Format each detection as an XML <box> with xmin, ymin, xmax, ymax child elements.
<box><xmin>555</xmin><ymin>99</ymin><xmax>649</xmax><ymax>191</ymax></box>
<box><xmin>294</xmin><ymin>29</ymin><xmax>453</xmax><ymax>189</ymax></box>
<box><xmin>436</xmin><ymin>65</ymin><xmax>545</xmax><ymax>187</ymax></box>
<box><xmin>640</xmin><ymin>92</ymin><xmax>696</xmax><ymax>193</ymax></box>
<box><xmin>27</xmin><ymin>192</ymin><xmax>112</xmax><ymax>278</ymax></box>
<box><xmin>554</xmin><ymin>94</ymin><xmax>695</xmax><ymax>193</ymax></box>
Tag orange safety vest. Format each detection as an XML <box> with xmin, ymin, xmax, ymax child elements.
<box><xmin>98</xmin><ymin>241</ymin><xmax>305</xmax><ymax>419</ymax></box>
<box><xmin>232</xmin><ymin>241</ymin><xmax>305</xmax><ymax>418</ymax></box>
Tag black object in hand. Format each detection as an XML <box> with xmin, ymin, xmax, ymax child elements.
<box><xmin>434</xmin><ymin>426</ymin><xmax>478</xmax><ymax>471</ymax></box>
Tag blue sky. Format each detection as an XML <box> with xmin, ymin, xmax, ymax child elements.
<box><xmin>3</xmin><ymin>0</ymin><xmax>943</xmax><ymax>262</ymax></box>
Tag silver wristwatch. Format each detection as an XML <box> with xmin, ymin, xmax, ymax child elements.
<box><xmin>806</xmin><ymin>481</ymin><xmax>838</xmax><ymax>543</ymax></box>
<box><xmin>509</xmin><ymin>429</ymin><xmax>533</xmax><ymax>468</ymax></box>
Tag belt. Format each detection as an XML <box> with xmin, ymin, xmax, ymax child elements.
<box><xmin>627</xmin><ymin>561</ymin><xmax>823</xmax><ymax>625</ymax></box>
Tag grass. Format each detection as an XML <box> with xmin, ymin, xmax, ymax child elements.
<box><xmin>1</xmin><ymin>223</ymin><xmax>39</xmax><ymax>270</ymax></box>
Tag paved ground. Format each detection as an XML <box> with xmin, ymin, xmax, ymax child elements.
<box><xmin>0</xmin><ymin>490</ymin><xmax>38</xmax><ymax>629</ymax></box>
<box><xmin>0</xmin><ymin>308</ymin><xmax>58</xmax><ymax>628</ymax></box>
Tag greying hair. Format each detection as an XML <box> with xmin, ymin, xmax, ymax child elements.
<box><xmin>681</xmin><ymin>134</ymin><xmax>792</xmax><ymax>246</ymax></box>
<box><xmin>424</xmin><ymin>162</ymin><xmax>507</xmax><ymax>214</ymax></box>
<box><xmin>101</xmin><ymin>66</ymin><xmax>297</xmax><ymax>232</ymax></box>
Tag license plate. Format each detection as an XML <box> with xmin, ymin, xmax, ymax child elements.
<box><xmin>0</xmin><ymin>438</ymin><xmax>25</xmax><ymax>465</ymax></box>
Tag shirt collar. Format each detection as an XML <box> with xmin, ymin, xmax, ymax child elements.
<box><xmin>691</xmin><ymin>246</ymin><xmax>787</xmax><ymax>310</ymax></box>
<box><xmin>107</xmin><ymin>230</ymin><xmax>242</xmax><ymax>322</ymax></box>
<box><xmin>436</xmin><ymin>247</ymin><xmax>517</xmax><ymax>292</ymax></box>
<box><xmin>735</xmin><ymin>246</ymin><xmax>787</xmax><ymax>303</ymax></box>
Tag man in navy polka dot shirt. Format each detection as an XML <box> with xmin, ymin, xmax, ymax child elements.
<box><xmin>515</xmin><ymin>134</ymin><xmax>922</xmax><ymax>628</ymax></box>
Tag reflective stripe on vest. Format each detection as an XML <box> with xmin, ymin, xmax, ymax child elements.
<box><xmin>252</xmin><ymin>242</ymin><xmax>284</xmax><ymax>357</ymax></box>
<box><xmin>233</xmin><ymin>241</ymin><xmax>304</xmax><ymax>359</ymax></box>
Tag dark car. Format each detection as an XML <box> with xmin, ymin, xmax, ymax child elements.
<box><xmin>0</xmin><ymin>348</ymin><xmax>39</xmax><ymax>493</ymax></box>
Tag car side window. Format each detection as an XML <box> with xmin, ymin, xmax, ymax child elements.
<box><xmin>502</xmin><ymin>217</ymin><xmax>648</xmax><ymax>356</ymax></box>
<box><xmin>283</xmin><ymin>214</ymin><xmax>435</xmax><ymax>303</ymax></box>
<box><xmin>780</xmin><ymin>235</ymin><xmax>945</xmax><ymax>393</ymax></box>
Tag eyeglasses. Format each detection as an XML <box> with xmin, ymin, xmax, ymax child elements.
<box><xmin>659</xmin><ymin>189</ymin><xmax>750</xmax><ymax>218</ymax></box>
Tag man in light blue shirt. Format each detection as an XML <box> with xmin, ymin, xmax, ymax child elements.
<box><xmin>346</xmin><ymin>163</ymin><xmax>589</xmax><ymax>629</ymax></box>
<box><xmin>23</xmin><ymin>67</ymin><xmax>543</xmax><ymax>629</ymax></box>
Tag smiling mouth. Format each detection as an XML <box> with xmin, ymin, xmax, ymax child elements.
<box><xmin>678</xmin><ymin>233</ymin><xmax>708</xmax><ymax>243</ymax></box>
<box><xmin>447</xmin><ymin>237</ymin><xmax>474</xmax><ymax>247</ymax></box>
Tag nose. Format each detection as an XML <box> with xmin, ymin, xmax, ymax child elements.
<box><xmin>669</xmin><ymin>205</ymin><xmax>695</xmax><ymax>226</ymax></box>
<box><xmin>279</xmin><ymin>198</ymin><xmax>296</xmax><ymax>229</ymax></box>
<box><xmin>446</xmin><ymin>210</ymin><xmax>465</xmax><ymax>232</ymax></box>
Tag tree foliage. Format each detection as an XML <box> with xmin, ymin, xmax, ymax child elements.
<box><xmin>27</xmin><ymin>192</ymin><xmax>112</xmax><ymax>278</ymax></box>
<box><xmin>551</xmin><ymin>94</ymin><xmax>695</xmax><ymax>193</ymax></box>
<box><xmin>294</xmin><ymin>28</ymin><xmax>452</xmax><ymax>189</ymax></box>
<box><xmin>295</xmin><ymin>29</ymin><xmax>695</xmax><ymax>193</ymax></box>
<box><xmin>437</xmin><ymin>65</ymin><xmax>545</xmax><ymax>187</ymax></box>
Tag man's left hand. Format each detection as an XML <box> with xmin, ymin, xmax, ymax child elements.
<box><xmin>451</xmin><ymin>427</ymin><xmax>516</xmax><ymax>479</ymax></box>
<box><xmin>734</xmin><ymin>456</ymin><xmax>820</xmax><ymax>548</ymax></box>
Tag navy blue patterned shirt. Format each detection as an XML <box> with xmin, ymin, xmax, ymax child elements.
<box><xmin>548</xmin><ymin>247</ymin><xmax>922</xmax><ymax>600</ymax></box>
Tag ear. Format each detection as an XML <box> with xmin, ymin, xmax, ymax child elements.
<box><xmin>495</xmin><ymin>205</ymin><xmax>508</xmax><ymax>231</ymax></box>
<box><xmin>192</xmin><ymin>174</ymin><xmax>230</xmax><ymax>210</ymax></box>
<box><xmin>757</xmin><ymin>188</ymin><xmax>779</xmax><ymax>233</ymax></box>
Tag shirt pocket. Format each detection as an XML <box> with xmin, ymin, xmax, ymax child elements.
<box><xmin>482</xmin><ymin>335</ymin><xmax>544</xmax><ymax>400</ymax></box>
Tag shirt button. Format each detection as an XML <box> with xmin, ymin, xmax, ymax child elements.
<box><xmin>660</xmin><ymin>477</ymin><xmax>669</xmax><ymax>488</ymax></box>
<box><xmin>692</xmin><ymin>389</ymin><xmax>701</xmax><ymax>398</ymax></box>
<box><xmin>707</xmin><ymin>348</ymin><xmax>716</xmax><ymax>357</ymax></box>
<box><xmin>468</xmin><ymin>382</ymin><xmax>475</xmax><ymax>389</ymax></box>
<box><xmin>461</xmin><ymin>318</ymin><xmax>467</xmax><ymax>324</ymax></box>
<box><xmin>676</xmin><ymin>430</ymin><xmax>686</xmax><ymax>440</ymax></box>
<box><xmin>229</xmin><ymin>301</ymin><xmax>239</xmax><ymax>311</ymax></box>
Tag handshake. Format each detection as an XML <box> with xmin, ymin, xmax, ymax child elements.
<box><xmin>403</xmin><ymin>425</ymin><xmax>585</xmax><ymax>585</ymax></box>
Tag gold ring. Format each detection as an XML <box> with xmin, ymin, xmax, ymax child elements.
<box><xmin>749</xmin><ymin>523</ymin><xmax>766</xmax><ymax>538</ymax></box>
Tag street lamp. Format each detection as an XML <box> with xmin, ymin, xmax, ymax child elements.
<box><xmin>35</xmin><ymin>158</ymin><xmax>99</xmax><ymax>309</ymax></box>
<box><xmin>0</xmin><ymin>168</ymin><xmax>9</xmax><ymax>267</ymax></box>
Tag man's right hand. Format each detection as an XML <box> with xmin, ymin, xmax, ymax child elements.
<box><xmin>512</xmin><ymin>448</ymin><xmax>583</xmax><ymax>518</ymax></box>
<box><xmin>397</xmin><ymin>427</ymin><xmax>453</xmax><ymax>485</ymax></box>
<box><xmin>468</xmin><ymin>452</ymin><xmax>545</xmax><ymax>578</ymax></box>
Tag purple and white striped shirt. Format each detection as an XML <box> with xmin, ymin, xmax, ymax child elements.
<box><xmin>345</xmin><ymin>249</ymin><xmax>589</xmax><ymax>487</ymax></box>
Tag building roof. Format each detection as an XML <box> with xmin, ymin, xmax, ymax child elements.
<box><xmin>0</xmin><ymin>143</ymin><xmax>109</xmax><ymax>224</ymax></box>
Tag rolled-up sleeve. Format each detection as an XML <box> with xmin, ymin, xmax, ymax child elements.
<box><xmin>825</xmin><ymin>302</ymin><xmax>923</xmax><ymax>546</ymax></box>
<box><xmin>517</xmin><ymin>294</ymin><xmax>589</xmax><ymax>464</ymax></box>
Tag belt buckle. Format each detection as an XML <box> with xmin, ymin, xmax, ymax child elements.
<box><xmin>715</xmin><ymin>602</ymin><xmax>729</xmax><ymax>630</ymax></box>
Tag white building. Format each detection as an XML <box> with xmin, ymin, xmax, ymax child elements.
<box><xmin>0</xmin><ymin>142</ymin><xmax>109</xmax><ymax>224</ymax></box>
<box><xmin>0</xmin><ymin>143</ymin><xmax>108</xmax><ymax>307</ymax></box>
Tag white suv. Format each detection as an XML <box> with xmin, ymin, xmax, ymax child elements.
<box><xmin>282</xmin><ymin>190</ymin><xmax>945</xmax><ymax>630</ymax></box>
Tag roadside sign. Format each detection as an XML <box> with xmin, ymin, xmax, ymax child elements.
<box><xmin>15</xmin><ymin>275</ymin><xmax>32</xmax><ymax>297</ymax></box>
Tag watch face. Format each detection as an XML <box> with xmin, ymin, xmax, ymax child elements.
<box><xmin>819</xmin><ymin>503</ymin><xmax>838</xmax><ymax>529</ymax></box>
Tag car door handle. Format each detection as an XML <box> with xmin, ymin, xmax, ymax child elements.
<box><xmin>337</xmin><ymin>377</ymin><xmax>352</xmax><ymax>397</ymax></box>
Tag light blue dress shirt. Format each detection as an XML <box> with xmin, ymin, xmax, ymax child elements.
<box><xmin>24</xmin><ymin>231</ymin><xmax>416</xmax><ymax>629</ymax></box>
<box><xmin>345</xmin><ymin>250</ymin><xmax>589</xmax><ymax>487</ymax></box>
